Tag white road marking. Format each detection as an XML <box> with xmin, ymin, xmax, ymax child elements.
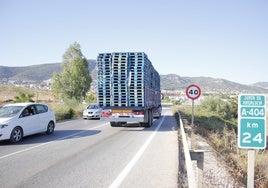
<box><xmin>0</xmin><ymin>123</ymin><xmax>107</xmax><ymax>160</ymax></box>
<box><xmin>109</xmin><ymin>114</ymin><xmax>166</xmax><ymax>188</ymax></box>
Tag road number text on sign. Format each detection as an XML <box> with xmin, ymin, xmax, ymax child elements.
<box><xmin>238</xmin><ymin>94</ymin><xmax>266</xmax><ymax>149</ymax></box>
<box><xmin>186</xmin><ymin>84</ymin><xmax>201</xmax><ymax>100</ymax></box>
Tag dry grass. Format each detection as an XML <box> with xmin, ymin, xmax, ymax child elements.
<box><xmin>177</xmin><ymin>105</ymin><xmax>268</xmax><ymax>187</ymax></box>
<box><xmin>0</xmin><ymin>85</ymin><xmax>87</xmax><ymax>120</ymax></box>
<box><xmin>0</xmin><ymin>85</ymin><xmax>54</xmax><ymax>104</ymax></box>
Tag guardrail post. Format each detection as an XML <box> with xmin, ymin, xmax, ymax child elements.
<box><xmin>190</xmin><ymin>150</ymin><xmax>205</xmax><ymax>188</ymax></box>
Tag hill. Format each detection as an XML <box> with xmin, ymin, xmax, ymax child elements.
<box><xmin>0</xmin><ymin>63</ymin><xmax>267</xmax><ymax>93</ymax></box>
<box><xmin>252</xmin><ymin>82</ymin><xmax>268</xmax><ymax>89</ymax></box>
<box><xmin>160</xmin><ymin>74</ymin><xmax>268</xmax><ymax>93</ymax></box>
<box><xmin>0</xmin><ymin>60</ymin><xmax>96</xmax><ymax>84</ymax></box>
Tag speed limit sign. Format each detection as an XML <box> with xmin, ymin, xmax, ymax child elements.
<box><xmin>186</xmin><ymin>84</ymin><xmax>201</xmax><ymax>100</ymax></box>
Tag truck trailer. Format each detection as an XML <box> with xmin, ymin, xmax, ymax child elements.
<box><xmin>97</xmin><ymin>52</ymin><xmax>161</xmax><ymax>127</ymax></box>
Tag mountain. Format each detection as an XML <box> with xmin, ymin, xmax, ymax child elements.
<box><xmin>160</xmin><ymin>74</ymin><xmax>268</xmax><ymax>93</ymax></box>
<box><xmin>0</xmin><ymin>63</ymin><xmax>62</xmax><ymax>83</ymax></box>
<box><xmin>0</xmin><ymin>60</ymin><xmax>96</xmax><ymax>84</ymax></box>
<box><xmin>0</xmin><ymin>63</ymin><xmax>267</xmax><ymax>93</ymax></box>
<box><xmin>252</xmin><ymin>82</ymin><xmax>268</xmax><ymax>89</ymax></box>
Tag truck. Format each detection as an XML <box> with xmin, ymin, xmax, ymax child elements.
<box><xmin>97</xmin><ymin>52</ymin><xmax>161</xmax><ymax>127</ymax></box>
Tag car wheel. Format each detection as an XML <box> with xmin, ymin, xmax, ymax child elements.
<box><xmin>10</xmin><ymin>127</ymin><xmax>23</xmax><ymax>143</ymax></box>
<box><xmin>46</xmin><ymin>121</ymin><xmax>55</xmax><ymax>134</ymax></box>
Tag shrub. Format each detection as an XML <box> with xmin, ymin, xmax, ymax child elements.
<box><xmin>177</xmin><ymin>95</ymin><xmax>268</xmax><ymax>187</ymax></box>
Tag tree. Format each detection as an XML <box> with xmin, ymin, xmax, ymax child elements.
<box><xmin>51</xmin><ymin>42</ymin><xmax>92</xmax><ymax>101</ymax></box>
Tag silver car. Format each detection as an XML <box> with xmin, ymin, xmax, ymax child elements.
<box><xmin>83</xmin><ymin>104</ymin><xmax>102</xmax><ymax>120</ymax></box>
<box><xmin>0</xmin><ymin>102</ymin><xmax>56</xmax><ymax>143</ymax></box>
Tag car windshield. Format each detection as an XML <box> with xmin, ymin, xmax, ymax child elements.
<box><xmin>0</xmin><ymin>106</ymin><xmax>23</xmax><ymax>118</ymax></box>
<box><xmin>87</xmin><ymin>105</ymin><xmax>98</xmax><ymax>109</ymax></box>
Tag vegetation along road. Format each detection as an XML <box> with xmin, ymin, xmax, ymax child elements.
<box><xmin>0</xmin><ymin>105</ymin><xmax>178</xmax><ymax>188</ymax></box>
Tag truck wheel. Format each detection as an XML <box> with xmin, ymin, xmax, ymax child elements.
<box><xmin>141</xmin><ymin>110</ymin><xmax>153</xmax><ymax>128</ymax></box>
<box><xmin>110</xmin><ymin>122</ymin><xmax>122</xmax><ymax>127</ymax></box>
<box><xmin>110</xmin><ymin>122</ymin><xmax>117</xmax><ymax>127</ymax></box>
<box><xmin>140</xmin><ymin>123</ymin><xmax>147</xmax><ymax>127</ymax></box>
<box><xmin>148</xmin><ymin>110</ymin><xmax>153</xmax><ymax>127</ymax></box>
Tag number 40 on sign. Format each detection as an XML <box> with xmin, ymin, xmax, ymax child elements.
<box><xmin>186</xmin><ymin>84</ymin><xmax>201</xmax><ymax>100</ymax></box>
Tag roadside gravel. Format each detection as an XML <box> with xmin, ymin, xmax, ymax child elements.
<box><xmin>191</xmin><ymin>132</ymin><xmax>245</xmax><ymax>188</ymax></box>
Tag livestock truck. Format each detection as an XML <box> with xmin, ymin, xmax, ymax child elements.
<box><xmin>97</xmin><ymin>52</ymin><xmax>161</xmax><ymax>127</ymax></box>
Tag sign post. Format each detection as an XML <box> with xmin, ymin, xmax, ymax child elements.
<box><xmin>186</xmin><ymin>84</ymin><xmax>202</xmax><ymax>186</ymax></box>
<box><xmin>186</xmin><ymin>84</ymin><xmax>201</xmax><ymax>127</ymax></box>
<box><xmin>238</xmin><ymin>94</ymin><xmax>266</xmax><ymax>188</ymax></box>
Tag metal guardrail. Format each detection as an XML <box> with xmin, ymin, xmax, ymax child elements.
<box><xmin>178</xmin><ymin>111</ymin><xmax>196</xmax><ymax>188</ymax></box>
<box><xmin>178</xmin><ymin>111</ymin><xmax>206</xmax><ymax>188</ymax></box>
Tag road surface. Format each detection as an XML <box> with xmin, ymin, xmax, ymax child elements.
<box><xmin>0</xmin><ymin>105</ymin><xmax>178</xmax><ymax>188</ymax></box>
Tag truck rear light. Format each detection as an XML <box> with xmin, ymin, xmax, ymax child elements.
<box><xmin>133</xmin><ymin>111</ymin><xmax>144</xmax><ymax>115</ymax></box>
<box><xmin>101</xmin><ymin>111</ymin><xmax>112</xmax><ymax>118</ymax></box>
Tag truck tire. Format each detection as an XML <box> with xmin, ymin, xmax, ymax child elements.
<box><xmin>110</xmin><ymin>122</ymin><xmax>117</xmax><ymax>127</ymax></box>
<box><xmin>110</xmin><ymin>122</ymin><xmax>123</xmax><ymax>127</ymax></box>
<box><xmin>141</xmin><ymin>110</ymin><xmax>153</xmax><ymax>128</ymax></box>
<box><xmin>148</xmin><ymin>110</ymin><xmax>153</xmax><ymax>127</ymax></box>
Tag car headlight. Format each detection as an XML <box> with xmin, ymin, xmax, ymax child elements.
<box><xmin>0</xmin><ymin>124</ymin><xmax>8</xmax><ymax>129</ymax></box>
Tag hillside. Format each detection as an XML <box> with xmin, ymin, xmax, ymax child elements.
<box><xmin>160</xmin><ymin>74</ymin><xmax>268</xmax><ymax>93</ymax></box>
<box><xmin>0</xmin><ymin>63</ymin><xmax>267</xmax><ymax>93</ymax></box>
<box><xmin>0</xmin><ymin>60</ymin><xmax>96</xmax><ymax>84</ymax></box>
<box><xmin>253</xmin><ymin>82</ymin><xmax>268</xmax><ymax>89</ymax></box>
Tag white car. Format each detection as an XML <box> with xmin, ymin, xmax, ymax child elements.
<box><xmin>0</xmin><ymin>103</ymin><xmax>56</xmax><ymax>143</ymax></box>
<box><xmin>83</xmin><ymin>104</ymin><xmax>102</xmax><ymax>119</ymax></box>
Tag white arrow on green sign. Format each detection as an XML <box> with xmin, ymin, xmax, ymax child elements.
<box><xmin>238</xmin><ymin>94</ymin><xmax>266</xmax><ymax>149</ymax></box>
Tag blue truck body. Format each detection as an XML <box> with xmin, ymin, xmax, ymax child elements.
<box><xmin>97</xmin><ymin>52</ymin><xmax>161</xmax><ymax>127</ymax></box>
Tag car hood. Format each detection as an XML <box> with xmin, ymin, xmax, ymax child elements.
<box><xmin>0</xmin><ymin>117</ymin><xmax>13</xmax><ymax>124</ymax></box>
<box><xmin>84</xmin><ymin>109</ymin><xmax>98</xmax><ymax>113</ymax></box>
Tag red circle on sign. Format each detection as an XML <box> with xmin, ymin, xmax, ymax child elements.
<box><xmin>186</xmin><ymin>84</ymin><xmax>201</xmax><ymax>100</ymax></box>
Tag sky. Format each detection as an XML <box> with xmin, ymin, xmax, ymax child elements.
<box><xmin>0</xmin><ymin>0</ymin><xmax>267</xmax><ymax>85</ymax></box>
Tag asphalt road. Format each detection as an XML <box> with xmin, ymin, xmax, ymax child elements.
<box><xmin>0</xmin><ymin>106</ymin><xmax>178</xmax><ymax>188</ymax></box>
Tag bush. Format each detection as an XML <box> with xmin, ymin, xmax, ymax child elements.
<box><xmin>197</xmin><ymin>95</ymin><xmax>237</xmax><ymax>121</ymax></box>
<box><xmin>177</xmin><ymin>95</ymin><xmax>268</xmax><ymax>187</ymax></box>
<box><xmin>52</xmin><ymin>98</ymin><xmax>85</xmax><ymax>121</ymax></box>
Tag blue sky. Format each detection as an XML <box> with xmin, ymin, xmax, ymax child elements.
<box><xmin>1</xmin><ymin>0</ymin><xmax>267</xmax><ymax>85</ymax></box>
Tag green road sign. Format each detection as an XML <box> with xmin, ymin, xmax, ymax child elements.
<box><xmin>238</xmin><ymin>94</ymin><xmax>266</xmax><ymax>149</ymax></box>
